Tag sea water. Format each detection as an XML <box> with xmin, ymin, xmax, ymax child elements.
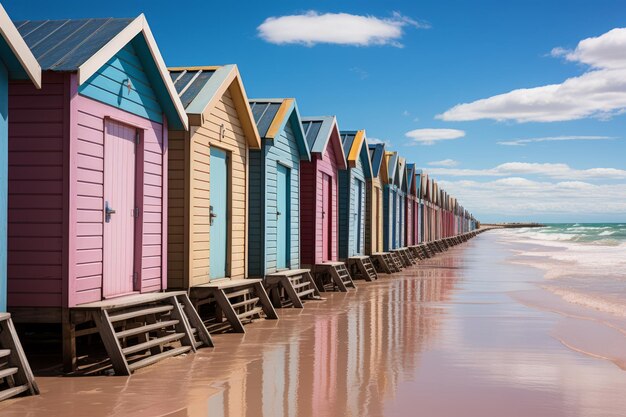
<box><xmin>495</xmin><ymin>224</ymin><xmax>626</xmax><ymax>317</ymax></box>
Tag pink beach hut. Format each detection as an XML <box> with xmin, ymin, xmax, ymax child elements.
<box><xmin>7</xmin><ymin>16</ymin><xmax>212</xmax><ymax>375</ymax></box>
<box><xmin>299</xmin><ymin>117</ymin><xmax>354</xmax><ymax>291</ymax></box>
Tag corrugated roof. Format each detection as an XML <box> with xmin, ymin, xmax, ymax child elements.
<box><xmin>301</xmin><ymin>116</ymin><xmax>336</xmax><ymax>154</ymax></box>
<box><xmin>170</xmin><ymin>68</ymin><xmax>217</xmax><ymax>109</ymax></box>
<box><xmin>14</xmin><ymin>18</ymin><xmax>134</xmax><ymax>71</ymax></box>
<box><xmin>368</xmin><ymin>144</ymin><xmax>385</xmax><ymax>178</ymax></box>
<box><xmin>249</xmin><ymin>100</ymin><xmax>282</xmax><ymax>138</ymax></box>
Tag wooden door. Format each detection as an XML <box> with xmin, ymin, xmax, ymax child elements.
<box><xmin>103</xmin><ymin>120</ymin><xmax>137</xmax><ymax>298</ymax></box>
<box><xmin>276</xmin><ymin>164</ymin><xmax>289</xmax><ymax>270</ymax></box>
<box><xmin>321</xmin><ymin>173</ymin><xmax>331</xmax><ymax>262</ymax></box>
<box><xmin>354</xmin><ymin>179</ymin><xmax>364</xmax><ymax>255</ymax></box>
<box><xmin>374</xmin><ymin>187</ymin><xmax>380</xmax><ymax>252</ymax></box>
<box><xmin>210</xmin><ymin>147</ymin><xmax>229</xmax><ymax>279</ymax></box>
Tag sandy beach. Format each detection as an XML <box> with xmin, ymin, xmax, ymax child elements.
<box><xmin>1</xmin><ymin>231</ymin><xmax>625</xmax><ymax>417</ymax></box>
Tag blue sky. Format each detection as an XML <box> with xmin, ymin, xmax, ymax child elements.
<box><xmin>6</xmin><ymin>0</ymin><xmax>626</xmax><ymax>222</ymax></box>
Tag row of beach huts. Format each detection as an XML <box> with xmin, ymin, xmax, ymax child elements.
<box><xmin>0</xmin><ymin>7</ymin><xmax>483</xmax><ymax>401</ymax></box>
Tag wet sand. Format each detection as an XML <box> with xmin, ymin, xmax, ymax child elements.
<box><xmin>2</xmin><ymin>233</ymin><xmax>626</xmax><ymax>417</ymax></box>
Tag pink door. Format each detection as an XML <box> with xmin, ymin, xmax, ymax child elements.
<box><xmin>321</xmin><ymin>173</ymin><xmax>331</xmax><ymax>262</ymax></box>
<box><xmin>103</xmin><ymin>120</ymin><xmax>137</xmax><ymax>298</ymax></box>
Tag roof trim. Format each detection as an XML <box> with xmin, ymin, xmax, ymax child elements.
<box><xmin>77</xmin><ymin>14</ymin><xmax>188</xmax><ymax>130</ymax></box>
<box><xmin>175</xmin><ymin>64</ymin><xmax>261</xmax><ymax>149</ymax></box>
<box><xmin>344</xmin><ymin>130</ymin><xmax>373</xmax><ymax>179</ymax></box>
<box><xmin>301</xmin><ymin>116</ymin><xmax>347</xmax><ymax>169</ymax></box>
<box><xmin>266</xmin><ymin>98</ymin><xmax>293</xmax><ymax>139</ymax></box>
<box><xmin>0</xmin><ymin>4</ymin><xmax>41</xmax><ymax>88</ymax></box>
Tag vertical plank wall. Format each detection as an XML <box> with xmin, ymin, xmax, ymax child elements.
<box><xmin>7</xmin><ymin>73</ymin><xmax>67</xmax><ymax>308</ymax></box>
<box><xmin>248</xmin><ymin>117</ymin><xmax>301</xmax><ymax>277</ymax></box>
<box><xmin>167</xmin><ymin>127</ymin><xmax>188</xmax><ymax>288</ymax></box>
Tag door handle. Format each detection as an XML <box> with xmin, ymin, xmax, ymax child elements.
<box><xmin>105</xmin><ymin>201</ymin><xmax>116</xmax><ymax>223</ymax></box>
<box><xmin>277</xmin><ymin>211</ymin><xmax>282</xmax><ymax>216</ymax></box>
<box><xmin>322</xmin><ymin>211</ymin><xmax>326</xmax><ymax>218</ymax></box>
<box><xmin>210</xmin><ymin>205</ymin><xmax>217</xmax><ymax>225</ymax></box>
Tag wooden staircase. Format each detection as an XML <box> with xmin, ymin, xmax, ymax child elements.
<box><xmin>389</xmin><ymin>251</ymin><xmax>404</xmax><ymax>271</ymax></box>
<box><xmin>191</xmin><ymin>279</ymin><xmax>278</xmax><ymax>333</ymax></box>
<box><xmin>314</xmin><ymin>262</ymin><xmax>356</xmax><ymax>292</ymax></box>
<box><xmin>347</xmin><ymin>256</ymin><xmax>378</xmax><ymax>282</ymax></box>
<box><xmin>371</xmin><ymin>252</ymin><xmax>397</xmax><ymax>274</ymax></box>
<box><xmin>265</xmin><ymin>269</ymin><xmax>321</xmax><ymax>308</ymax></box>
<box><xmin>72</xmin><ymin>292</ymin><xmax>212</xmax><ymax>376</ymax></box>
<box><xmin>0</xmin><ymin>313</ymin><xmax>38</xmax><ymax>401</ymax></box>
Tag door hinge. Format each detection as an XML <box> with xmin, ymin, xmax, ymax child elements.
<box><xmin>134</xmin><ymin>207</ymin><xmax>140</xmax><ymax>218</ymax></box>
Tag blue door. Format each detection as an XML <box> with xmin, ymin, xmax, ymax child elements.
<box><xmin>354</xmin><ymin>179</ymin><xmax>363</xmax><ymax>255</ymax></box>
<box><xmin>391</xmin><ymin>189</ymin><xmax>397</xmax><ymax>249</ymax></box>
<box><xmin>276</xmin><ymin>164</ymin><xmax>289</xmax><ymax>270</ymax></box>
<box><xmin>210</xmin><ymin>148</ymin><xmax>228</xmax><ymax>279</ymax></box>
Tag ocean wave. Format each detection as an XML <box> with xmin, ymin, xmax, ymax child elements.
<box><xmin>599</xmin><ymin>231</ymin><xmax>616</xmax><ymax>236</ymax></box>
<box><xmin>543</xmin><ymin>285</ymin><xmax>626</xmax><ymax>318</ymax></box>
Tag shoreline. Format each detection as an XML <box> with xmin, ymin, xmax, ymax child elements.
<box><xmin>1</xmin><ymin>232</ymin><xmax>625</xmax><ymax>416</ymax></box>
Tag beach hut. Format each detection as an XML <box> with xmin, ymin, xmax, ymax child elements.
<box><xmin>338</xmin><ymin>130</ymin><xmax>377</xmax><ymax>281</ymax></box>
<box><xmin>393</xmin><ymin>158</ymin><xmax>415</xmax><ymax>266</ymax></box>
<box><xmin>405</xmin><ymin>164</ymin><xmax>416</xmax><ymax>247</ymax></box>
<box><xmin>0</xmin><ymin>4</ymin><xmax>40</xmax><ymax>398</ymax></box>
<box><xmin>167</xmin><ymin>65</ymin><xmax>277</xmax><ymax>332</ymax></box>
<box><xmin>7</xmin><ymin>15</ymin><xmax>213</xmax><ymax>376</ymax></box>
<box><xmin>247</xmin><ymin>98</ymin><xmax>320</xmax><ymax>308</ymax></box>
<box><xmin>300</xmin><ymin>116</ymin><xmax>354</xmax><ymax>291</ymax></box>
<box><xmin>366</xmin><ymin>143</ymin><xmax>395</xmax><ymax>273</ymax></box>
<box><xmin>381</xmin><ymin>152</ymin><xmax>403</xmax><ymax>270</ymax></box>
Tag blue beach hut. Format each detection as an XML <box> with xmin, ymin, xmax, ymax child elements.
<box><xmin>248</xmin><ymin>99</ymin><xmax>320</xmax><ymax>307</ymax></box>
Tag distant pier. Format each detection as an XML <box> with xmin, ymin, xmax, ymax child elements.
<box><xmin>481</xmin><ymin>223</ymin><xmax>545</xmax><ymax>229</ymax></box>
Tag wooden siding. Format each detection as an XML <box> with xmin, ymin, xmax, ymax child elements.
<box><xmin>70</xmin><ymin>92</ymin><xmax>166</xmax><ymax>306</ymax></box>
<box><xmin>300</xmin><ymin>135</ymin><xmax>340</xmax><ymax>266</ymax></box>
<box><xmin>7</xmin><ymin>73</ymin><xmax>67</xmax><ymax>308</ymax></box>
<box><xmin>0</xmin><ymin>63</ymin><xmax>7</xmax><ymax>311</ymax></box>
<box><xmin>338</xmin><ymin>148</ymin><xmax>366</xmax><ymax>259</ymax></box>
<box><xmin>248</xmin><ymin>118</ymin><xmax>301</xmax><ymax>277</ymax></box>
<box><xmin>168</xmin><ymin>87</ymin><xmax>249</xmax><ymax>288</ymax></box>
<box><xmin>365</xmin><ymin>177</ymin><xmax>383</xmax><ymax>255</ymax></box>
<box><xmin>78</xmin><ymin>43</ymin><xmax>163</xmax><ymax>124</ymax></box>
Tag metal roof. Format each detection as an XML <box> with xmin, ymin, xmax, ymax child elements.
<box><xmin>14</xmin><ymin>18</ymin><xmax>134</xmax><ymax>71</ymax></box>
<box><xmin>340</xmin><ymin>131</ymin><xmax>357</xmax><ymax>156</ymax></box>
<box><xmin>301</xmin><ymin>116</ymin><xmax>336</xmax><ymax>154</ymax></box>
<box><xmin>368</xmin><ymin>143</ymin><xmax>385</xmax><ymax>178</ymax></box>
<box><xmin>249</xmin><ymin>100</ymin><xmax>282</xmax><ymax>138</ymax></box>
<box><xmin>170</xmin><ymin>68</ymin><xmax>217</xmax><ymax>109</ymax></box>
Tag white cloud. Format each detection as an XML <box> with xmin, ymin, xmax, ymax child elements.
<box><xmin>426</xmin><ymin>162</ymin><xmax>626</xmax><ymax>180</ymax></box>
<box><xmin>257</xmin><ymin>11</ymin><xmax>428</xmax><ymax>47</ymax></box>
<box><xmin>438</xmin><ymin>178</ymin><xmax>626</xmax><ymax>216</ymax></box>
<box><xmin>498</xmin><ymin>135</ymin><xmax>617</xmax><ymax>146</ymax></box>
<box><xmin>438</xmin><ymin>27</ymin><xmax>626</xmax><ymax>122</ymax></box>
<box><xmin>427</xmin><ymin>159</ymin><xmax>459</xmax><ymax>167</ymax></box>
<box><xmin>368</xmin><ymin>137</ymin><xmax>391</xmax><ymax>147</ymax></box>
<box><xmin>405</xmin><ymin>128</ymin><xmax>465</xmax><ymax>145</ymax></box>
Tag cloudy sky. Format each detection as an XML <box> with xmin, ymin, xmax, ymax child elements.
<box><xmin>8</xmin><ymin>0</ymin><xmax>626</xmax><ymax>222</ymax></box>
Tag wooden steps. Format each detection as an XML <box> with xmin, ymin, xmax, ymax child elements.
<box><xmin>371</xmin><ymin>252</ymin><xmax>396</xmax><ymax>274</ymax></box>
<box><xmin>73</xmin><ymin>292</ymin><xmax>212</xmax><ymax>376</ymax></box>
<box><xmin>265</xmin><ymin>269</ymin><xmax>321</xmax><ymax>308</ymax></box>
<box><xmin>192</xmin><ymin>279</ymin><xmax>278</xmax><ymax>333</ymax></box>
<box><xmin>389</xmin><ymin>251</ymin><xmax>404</xmax><ymax>271</ymax></box>
<box><xmin>314</xmin><ymin>262</ymin><xmax>356</xmax><ymax>292</ymax></box>
<box><xmin>347</xmin><ymin>256</ymin><xmax>378</xmax><ymax>282</ymax></box>
<box><xmin>0</xmin><ymin>313</ymin><xmax>38</xmax><ymax>400</ymax></box>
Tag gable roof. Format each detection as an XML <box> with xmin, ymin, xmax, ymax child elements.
<box><xmin>415</xmin><ymin>168</ymin><xmax>423</xmax><ymax>198</ymax></box>
<box><xmin>384</xmin><ymin>152</ymin><xmax>398</xmax><ymax>185</ymax></box>
<box><xmin>249</xmin><ymin>98</ymin><xmax>310</xmax><ymax>161</ymax></box>
<box><xmin>169</xmin><ymin>65</ymin><xmax>260</xmax><ymax>148</ymax></box>
<box><xmin>395</xmin><ymin>157</ymin><xmax>406</xmax><ymax>190</ymax></box>
<box><xmin>406</xmin><ymin>163</ymin><xmax>415</xmax><ymax>195</ymax></box>
<box><xmin>340</xmin><ymin>130</ymin><xmax>372</xmax><ymax>179</ymax></box>
<box><xmin>0</xmin><ymin>4</ymin><xmax>40</xmax><ymax>87</ymax></box>
<box><xmin>301</xmin><ymin>116</ymin><xmax>347</xmax><ymax>170</ymax></box>
<box><xmin>368</xmin><ymin>143</ymin><xmax>385</xmax><ymax>179</ymax></box>
<box><xmin>15</xmin><ymin>14</ymin><xmax>187</xmax><ymax>130</ymax></box>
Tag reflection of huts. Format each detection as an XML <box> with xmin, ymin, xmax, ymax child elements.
<box><xmin>0</xmin><ymin>3</ymin><xmax>40</xmax><ymax>398</ymax></box>
<box><xmin>8</xmin><ymin>15</ymin><xmax>212</xmax><ymax>375</ymax></box>
<box><xmin>247</xmin><ymin>98</ymin><xmax>320</xmax><ymax>308</ymax></box>
<box><xmin>167</xmin><ymin>65</ymin><xmax>277</xmax><ymax>333</ymax></box>
<box><xmin>300</xmin><ymin>117</ymin><xmax>354</xmax><ymax>291</ymax></box>
<box><xmin>338</xmin><ymin>130</ymin><xmax>377</xmax><ymax>281</ymax></box>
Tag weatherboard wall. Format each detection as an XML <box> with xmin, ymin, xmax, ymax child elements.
<box><xmin>168</xmin><ymin>87</ymin><xmax>249</xmax><ymax>289</ymax></box>
<box><xmin>0</xmin><ymin>62</ymin><xmax>7</xmax><ymax>311</ymax></box>
<box><xmin>7</xmin><ymin>68</ymin><xmax>168</xmax><ymax>308</ymax></box>
<box><xmin>365</xmin><ymin>176</ymin><xmax>383</xmax><ymax>255</ymax></box>
<box><xmin>248</xmin><ymin>117</ymin><xmax>302</xmax><ymax>276</ymax></box>
<box><xmin>338</xmin><ymin>148</ymin><xmax>366</xmax><ymax>259</ymax></box>
<box><xmin>300</xmin><ymin>138</ymin><xmax>340</xmax><ymax>266</ymax></box>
